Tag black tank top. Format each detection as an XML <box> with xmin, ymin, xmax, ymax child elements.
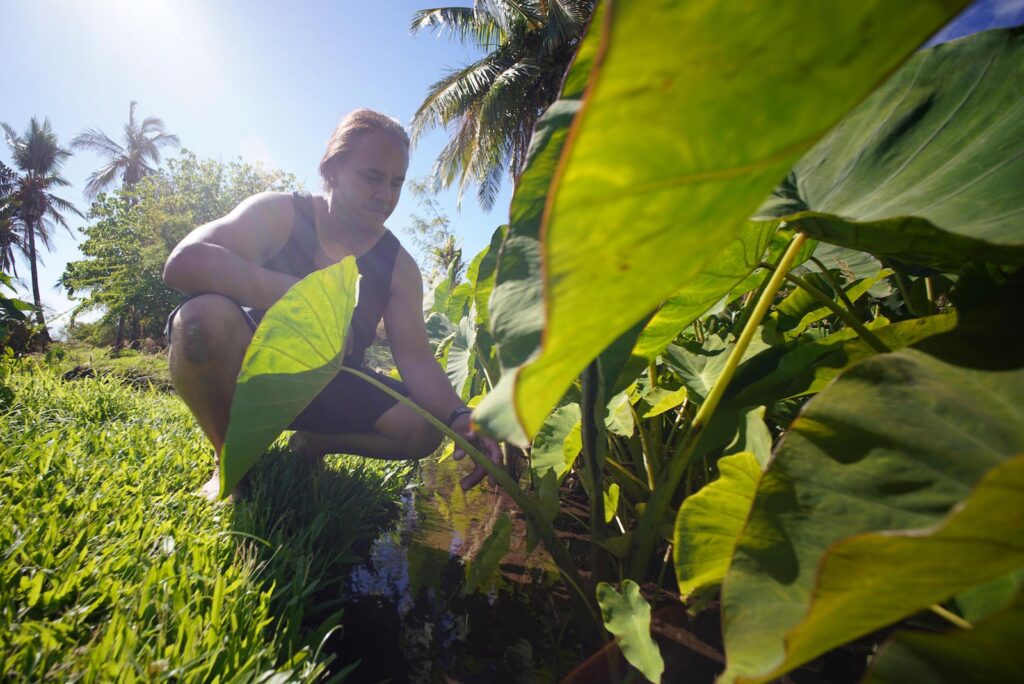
<box><xmin>260</xmin><ymin>191</ymin><xmax>400</xmax><ymax>367</ymax></box>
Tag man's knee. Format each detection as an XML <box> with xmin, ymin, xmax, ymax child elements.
<box><xmin>401</xmin><ymin>419</ymin><xmax>443</xmax><ymax>460</ymax></box>
<box><xmin>170</xmin><ymin>295</ymin><xmax>249</xmax><ymax>365</ymax></box>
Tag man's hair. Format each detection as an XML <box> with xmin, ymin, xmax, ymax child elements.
<box><xmin>319</xmin><ymin>109</ymin><xmax>410</xmax><ymax>189</ymax></box>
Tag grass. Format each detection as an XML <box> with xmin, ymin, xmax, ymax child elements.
<box><xmin>0</xmin><ymin>353</ymin><xmax>411</xmax><ymax>681</ymax></box>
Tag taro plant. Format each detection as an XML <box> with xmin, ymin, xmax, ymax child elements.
<box><xmin>218</xmin><ymin>2</ymin><xmax>1023</xmax><ymax>681</ymax></box>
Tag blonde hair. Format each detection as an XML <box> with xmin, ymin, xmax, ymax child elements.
<box><xmin>319</xmin><ymin>109</ymin><xmax>410</xmax><ymax>189</ymax></box>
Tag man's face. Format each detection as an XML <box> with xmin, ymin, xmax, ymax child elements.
<box><xmin>328</xmin><ymin>129</ymin><xmax>409</xmax><ymax>233</ymax></box>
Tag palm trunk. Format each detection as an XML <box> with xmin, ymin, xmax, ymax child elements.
<box><xmin>26</xmin><ymin>221</ymin><xmax>50</xmax><ymax>345</ymax></box>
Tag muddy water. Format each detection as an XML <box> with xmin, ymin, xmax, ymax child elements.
<box><xmin>333</xmin><ymin>458</ymin><xmax>591</xmax><ymax>682</ymax></box>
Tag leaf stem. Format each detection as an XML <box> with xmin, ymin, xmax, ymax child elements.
<box><xmin>628</xmin><ymin>232</ymin><xmax>808</xmax><ymax>579</ymax></box>
<box><xmin>782</xmin><ymin>271</ymin><xmax>890</xmax><ymax>353</ymax></box>
<box><xmin>808</xmin><ymin>256</ymin><xmax>859</xmax><ymax>316</ymax></box>
<box><xmin>930</xmin><ymin>604</ymin><xmax>973</xmax><ymax>630</ymax></box>
<box><xmin>630</xmin><ymin>404</ymin><xmax>658</xmax><ymax>489</ymax></box>
<box><xmin>581</xmin><ymin>361</ymin><xmax>609</xmax><ymax>585</ymax></box>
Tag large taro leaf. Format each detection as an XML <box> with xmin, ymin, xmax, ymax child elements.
<box><xmin>596</xmin><ymin>579</ymin><xmax>665</xmax><ymax>683</ymax></box>
<box><xmin>741</xmin><ymin>454</ymin><xmax>1024</xmax><ymax>682</ymax></box>
<box><xmin>469</xmin><ymin>225</ymin><xmax>507</xmax><ymax>331</ymax></box>
<box><xmin>480</xmin><ymin>2</ymin><xmax>605</xmax><ymax>446</ymax></box>
<box><xmin>865</xmin><ymin>590</ymin><xmax>1024</xmax><ymax>684</ymax></box>
<box><xmin>693</xmin><ymin>313</ymin><xmax>958</xmax><ymax>457</ymax></box>
<box><xmin>718</xmin><ymin>350</ymin><xmax>1024</xmax><ymax>683</ymax></box>
<box><xmin>755</xmin><ymin>28</ymin><xmax>1024</xmax><ymax>268</ymax></box>
<box><xmin>477</xmin><ymin>0</ymin><xmax>968</xmax><ymax>444</ymax></box>
<box><xmin>220</xmin><ymin>258</ymin><xmax>359</xmax><ymax>496</ymax></box>
<box><xmin>674</xmin><ymin>451</ymin><xmax>763</xmax><ymax>601</ymax></box>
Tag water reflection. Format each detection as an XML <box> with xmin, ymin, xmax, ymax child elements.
<box><xmin>337</xmin><ymin>457</ymin><xmax>576</xmax><ymax>682</ymax></box>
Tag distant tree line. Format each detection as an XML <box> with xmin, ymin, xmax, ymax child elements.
<box><xmin>0</xmin><ymin>104</ymin><xmax>296</xmax><ymax>350</ymax></box>
<box><xmin>61</xmin><ymin>152</ymin><xmax>296</xmax><ymax>347</ymax></box>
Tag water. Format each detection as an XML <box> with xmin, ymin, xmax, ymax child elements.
<box><xmin>333</xmin><ymin>457</ymin><xmax>591</xmax><ymax>682</ymax></box>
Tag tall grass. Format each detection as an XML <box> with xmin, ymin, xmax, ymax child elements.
<box><xmin>0</xmin><ymin>356</ymin><xmax>409</xmax><ymax>681</ymax></box>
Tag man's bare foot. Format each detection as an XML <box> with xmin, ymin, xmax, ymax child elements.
<box><xmin>198</xmin><ymin>469</ymin><xmax>246</xmax><ymax>502</ymax></box>
<box><xmin>199</xmin><ymin>471</ymin><xmax>222</xmax><ymax>502</ymax></box>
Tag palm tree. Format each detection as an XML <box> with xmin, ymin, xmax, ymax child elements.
<box><xmin>2</xmin><ymin>118</ymin><xmax>83</xmax><ymax>339</ymax></box>
<box><xmin>71</xmin><ymin>101</ymin><xmax>180</xmax><ymax>200</ymax></box>
<box><xmin>410</xmin><ymin>0</ymin><xmax>595</xmax><ymax>209</ymax></box>
<box><xmin>0</xmin><ymin>160</ymin><xmax>18</xmax><ymax>275</ymax></box>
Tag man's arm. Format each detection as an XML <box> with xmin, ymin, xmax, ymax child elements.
<box><xmin>163</xmin><ymin>192</ymin><xmax>299</xmax><ymax>309</ymax></box>
<box><xmin>385</xmin><ymin>249</ymin><xmax>503</xmax><ymax>490</ymax></box>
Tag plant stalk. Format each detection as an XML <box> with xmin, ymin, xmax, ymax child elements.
<box><xmin>627</xmin><ymin>232</ymin><xmax>809</xmax><ymax>579</ymax></box>
<box><xmin>645</xmin><ymin>360</ymin><xmax>665</xmax><ymax>477</ymax></box>
<box><xmin>782</xmin><ymin>271</ymin><xmax>890</xmax><ymax>353</ymax></box>
<box><xmin>808</xmin><ymin>256</ymin><xmax>860</xmax><ymax>316</ymax></box>
<box><xmin>930</xmin><ymin>604</ymin><xmax>973</xmax><ymax>630</ymax></box>
<box><xmin>630</xmin><ymin>403</ymin><xmax>658</xmax><ymax>489</ymax></box>
<box><xmin>580</xmin><ymin>361</ymin><xmax>609</xmax><ymax>583</ymax></box>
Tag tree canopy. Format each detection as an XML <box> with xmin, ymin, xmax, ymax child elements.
<box><xmin>62</xmin><ymin>151</ymin><xmax>296</xmax><ymax>345</ymax></box>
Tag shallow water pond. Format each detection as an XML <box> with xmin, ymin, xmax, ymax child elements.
<box><xmin>332</xmin><ymin>457</ymin><xmax>592</xmax><ymax>682</ymax></box>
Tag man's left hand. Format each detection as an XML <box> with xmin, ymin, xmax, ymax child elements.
<box><xmin>450</xmin><ymin>413</ymin><xmax>504</xmax><ymax>491</ymax></box>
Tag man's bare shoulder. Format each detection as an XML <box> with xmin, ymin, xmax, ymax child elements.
<box><xmin>231</xmin><ymin>191</ymin><xmax>296</xmax><ymax>226</ymax></box>
<box><xmin>391</xmin><ymin>244</ymin><xmax>424</xmax><ymax>291</ymax></box>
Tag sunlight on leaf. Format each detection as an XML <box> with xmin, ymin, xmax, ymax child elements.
<box><xmin>719</xmin><ymin>351</ymin><xmax>1024</xmax><ymax>683</ymax></box>
<box><xmin>220</xmin><ymin>258</ymin><xmax>358</xmax><ymax>497</ymax></box>
<box><xmin>482</xmin><ymin>0</ymin><xmax>968</xmax><ymax>443</ymax></box>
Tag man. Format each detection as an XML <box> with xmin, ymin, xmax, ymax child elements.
<box><xmin>163</xmin><ymin>109</ymin><xmax>501</xmax><ymax>496</ymax></box>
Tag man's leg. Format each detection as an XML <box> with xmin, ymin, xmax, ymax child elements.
<box><xmin>290</xmin><ymin>401</ymin><xmax>443</xmax><ymax>461</ymax></box>
<box><xmin>168</xmin><ymin>294</ymin><xmax>253</xmax><ymax>497</ymax></box>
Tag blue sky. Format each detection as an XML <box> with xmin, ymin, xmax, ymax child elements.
<box><xmin>2</xmin><ymin>0</ymin><xmax>1022</xmax><ymax>334</ymax></box>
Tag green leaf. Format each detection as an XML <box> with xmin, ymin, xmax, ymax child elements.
<box><xmin>423</xmin><ymin>269</ymin><xmax>453</xmax><ymax>315</ymax></box>
<box><xmin>728</xmin><ymin>313</ymin><xmax>957</xmax><ymax>409</ymax></box>
<box><xmin>674</xmin><ymin>451</ymin><xmax>762</xmax><ymax>601</ymax></box>
<box><xmin>462</xmin><ymin>513</ymin><xmax>513</xmax><ymax>596</ymax></box>
<box><xmin>437</xmin><ymin>439</ymin><xmax>456</xmax><ymax>464</ymax></box>
<box><xmin>769</xmin><ymin>455</ymin><xmax>1024</xmax><ymax>684</ymax></box>
<box><xmin>425</xmin><ymin>311</ymin><xmax>456</xmax><ymax>346</ymax></box>
<box><xmin>596</xmin><ymin>580</ymin><xmax>665</xmax><ymax>683</ymax></box>
<box><xmin>221</xmin><ymin>258</ymin><xmax>358</xmax><ymax>497</ymax></box>
<box><xmin>605</xmin><ymin>390</ymin><xmax>634</xmax><ymax>437</ymax></box>
<box><xmin>954</xmin><ymin>569</ymin><xmax>1024</xmax><ymax>623</ymax></box>
<box><xmin>865</xmin><ymin>592</ymin><xmax>1024</xmax><ymax>684</ymax></box>
<box><xmin>771</xmin><ymin>269</ymin><xmax>893</xmax><ymax>338</ymax></box>
<box><xmin>638</xmin><ymin>385</ymin><xmax>688</xmax><ymax>420</ymax></box>
<box><xmin>756</xmin><ymin>29</ymin><xmax>1024</xmax><ymax>268</ymax></box>
<box><xmin>444</xmin><ymin>282</ymin><xmax>473</xmax><ymax>323</ymax></box>
<box><xmin>604</xmin><ymin>483</ymin><xmax>620</xmax><ymax>524</ymax></box>
<box><xmin>530</xmin><ymin>403</ymin><xmax>582</xmax><ymax>482</ymax></box>
<box><xmin>445</xmin><ymin>315</ymin><xmax>477</xmax><ymax>400</ymax></box>
<box><xmin>723</xmin><ymin>407</ymin><xmax>772</xmax><ymax>468</ymax></box>
<box><xmin>471</xmin><ymin>225</ymin><xmax>508</xmax><ymax>330</ymax></box>
<box><xmin>719</xmin><ymin>351</ymin><xmax>1024</xmax><ymax>683</ymax></box>
<box><xmin>478</xmin><ymin>0</ymin><xmax>968</xmax><ymax>443</ymax></box>
<box><xmin>665</xmin><ymin>334</ymin><xmax>772</xmax><ymax>405</ymax></box>
<box><xmin>631</xmin><ymin>222</ymin><xmax>781</xmax><ymax>361</ymax></box>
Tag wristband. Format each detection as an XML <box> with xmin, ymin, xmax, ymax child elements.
<box><xmin>446</xmin><ymin>406</ymin><xmax>473</xmax><ymax>427</ymax></box>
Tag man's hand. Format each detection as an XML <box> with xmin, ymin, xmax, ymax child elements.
<box><xmin>450</xmin><ymin>413</ymin><xmax>504</xmax><ymax>491</ymax></box>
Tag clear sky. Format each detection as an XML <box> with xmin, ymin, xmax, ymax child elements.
<box><xmin>2</xmin><ymin>0</ymin><xmax>1022</xmax><ymax>335</ymax></box>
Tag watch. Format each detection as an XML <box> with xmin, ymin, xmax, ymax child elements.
<box><xmin>446</xmin><ymin>406</ymin><xmax>473</xmax><ymax>427</ymax></box>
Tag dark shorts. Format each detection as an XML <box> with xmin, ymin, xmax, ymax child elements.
<box><xmin>166</xmin><ymin>298</ymin><xmax>408</xmax><ymax>435</ymax></box>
